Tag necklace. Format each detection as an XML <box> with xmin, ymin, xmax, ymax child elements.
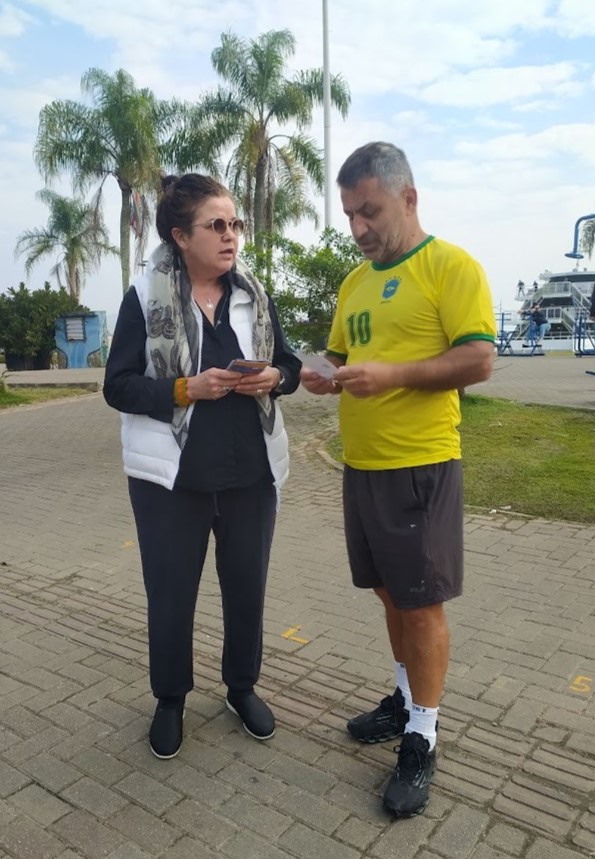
<box><xmin>214</xmin><ymin>291</ymin><xmax>229</xmax><ymax>327</ymax></box>
<box><xmin>205</xmin><ymin>297</ymin><xmax>214</xmax><ymax>310</ymax></box>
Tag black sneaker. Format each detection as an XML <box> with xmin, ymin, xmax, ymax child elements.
<box><xmin>347</xmin><ymin>689</ymin><xmax>408</xmax><ymax>744</ymax></box>
<box><xmin>226</xmin><ymin>691</ymin><xmax>275</xmax><ymax>740</ymax></box>
<box><xmin>149</xmin><ymin>697</ymin><xmax>184</xmax><ymax>759</ymax></box>
<box><xmin>382</xmin><ymin>731</ymin><xmax>436</xmax><ymax>818</ymax></box>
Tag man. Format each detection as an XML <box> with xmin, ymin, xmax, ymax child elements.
<box><xmin>523</xmin><ymin>303</ymin><xmax>550</xmax><ymax>345</ymax></box>
<box><xmin>530</xmin><ymin>304</ymin><xmax>550</xmax><ymax>344</ymax></box>
<box><xmin>301</xmin><ymin>142</ymin><xmax>496</xmax><ymax>818</ymax></box>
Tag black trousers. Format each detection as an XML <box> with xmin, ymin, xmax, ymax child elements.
<box><xmin>128</xmin><ymin>475</ymin><xmax>276</xmax><ymax>699</ymax></box>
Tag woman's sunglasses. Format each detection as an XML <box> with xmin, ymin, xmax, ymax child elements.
<box><xmin>193</xmin><ymin>217</ymin><xmax>245</xmax><ymax>236</ymax></box>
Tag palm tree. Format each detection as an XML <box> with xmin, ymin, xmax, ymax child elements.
<box><xmin>14</xmin><ymin>190</ymin><xmax>118</xmax><ymax>302</ymax></box>
<box><xmin>179</xmin><ymin>30</ymin><xmax>350</xmax><ymax>254</ymax></box>
<box><xmin>581</xmin><ymin>218</ymin><xmax>595</xmax><ymax>258</ymax></box>
<box><xmin>34</xmin><ymin>68</ymin><xmax>170</xmax><ymax>294</ymax></box>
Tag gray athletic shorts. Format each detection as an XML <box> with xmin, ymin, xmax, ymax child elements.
<box><xmin>343</xmin><ymin>460</ymin><xmax>463</xmax><ymax>609</ymax></box>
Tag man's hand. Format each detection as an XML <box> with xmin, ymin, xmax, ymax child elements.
<box><xmin>334</xmin><ymin>362</ymin><xmax>398</xmax><ymax>398</ymax></box>
<box><xmin>300</xmin><ymin>367</ymin><xmax>341</xmax><ymax>395</ymax></box>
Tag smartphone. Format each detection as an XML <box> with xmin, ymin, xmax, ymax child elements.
<box><xmin>226</xmin><ymin>358</ymin><xmax>271</xmax><ymax>374</ymax></box>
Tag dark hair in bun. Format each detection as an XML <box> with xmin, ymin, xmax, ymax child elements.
<box><xmin>156</xmin><ymin>174</ymin><xmax>233</xmax><ymax>245</ymax></box>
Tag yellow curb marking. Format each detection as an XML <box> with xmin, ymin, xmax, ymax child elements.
<box><xmin>121</xmin><ymin>540</ymin><xmax>136</xmax><ymax>549</ymax></box>
<box><xmin>282</xmin><ymin>625</ymin><xmax>309</xmax><ymax>644</ymax></box>
<box><xmin>569</xmin><ymin>675</ymin><xmax>592</xmax><ymax>694</ymax></box>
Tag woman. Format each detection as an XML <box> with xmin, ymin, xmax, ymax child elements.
<box><xmin>104</xmin><ymin>174</ymin><xmax>301</xmax><ymax>759</ymax></box>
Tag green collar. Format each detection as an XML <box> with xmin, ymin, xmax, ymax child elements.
<box><xmin>371</xmin><ymin>235</ymin><xmax>434</xmax><ymax>271</ymax></box>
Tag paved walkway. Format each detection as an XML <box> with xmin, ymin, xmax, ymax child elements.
<box><xmin>475</xmin><ymin>353</ymin><xmax>595</xmax><ymax>411</ymax></box>
<box><xmin>0</xmin><ymin>359</ymin><xmax>593</xmax><ymax>858</ymax></box>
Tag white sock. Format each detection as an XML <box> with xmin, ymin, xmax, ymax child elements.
<box><xmin>405</xmin><ymin>702</ymin><xmax>438</xmax><ymax>750</ymax></box>
<box><xmin>395</xmin><ymin>662</ymin><xmax>412</xmax><ymax>712</ymax></box>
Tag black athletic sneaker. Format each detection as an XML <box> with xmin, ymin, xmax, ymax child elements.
<box><xmin>149</xmin><ymin>697</ymin><xmax>184</xmax><ymax>759</ymax></box>
<box><xmin>382</xmin><ymin>731</ymin><xmax>436</xmax><ymax>817</ymax></box>
<box><xmin>347</xmin><ymin>688</ymin><xmax>409</xmax><ymax>744</ymax></box>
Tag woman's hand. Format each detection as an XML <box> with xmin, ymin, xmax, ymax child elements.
<box><xmin>235</xmin><ymin>366</ymin><xmax>282</xmax><ymax>397</ymax></box>
<box><xmin>186</xmin><ymin>368</ymin><xmax>243</xmax><ymax>401</ymax></box>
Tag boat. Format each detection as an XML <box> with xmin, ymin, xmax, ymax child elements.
<box><xmin>496</xmin><ymin>215</ymin><xmax>595</xmax><ymax>356</ymax></box>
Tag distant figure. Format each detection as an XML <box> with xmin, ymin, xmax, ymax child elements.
<box><xmin>515</xmin><ymin>280</ymin><xmax>525</xmax><ymax>300</ymax></box>
<box><xmin>528</xmin><ymin>303</ymin><xmax>550</xmax><ymax>344</ymax></box>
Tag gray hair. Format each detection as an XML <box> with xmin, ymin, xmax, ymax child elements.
<box><xmin>336</xmin><ymin>142</ymin><xmax>414</xmax><ymax>194</ymax></box>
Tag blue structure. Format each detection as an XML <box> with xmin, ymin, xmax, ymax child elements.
<box><xmin>565</xmin><ymin>213</ymin><xmax>595</xmax><ymax>260</ymax></box>
<box><xmin>55</xmin><ymin>311</ymin><xmax>109</xmax><ymax>368</ymax></box>
<box><xmin>573</xmin><ymin>312</ymin><xmax>595</xmax><ymax>357</ymax></box>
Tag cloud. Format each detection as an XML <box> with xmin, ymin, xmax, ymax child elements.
<box><xmin>416</xmin><ymin>61</ymin><xmax>586</xmax><ymax>108</ymax></box>
<box><xmin>20</xmin><ymin>0</ymin><xmax>254</xmax><ymax>71</ymax></box>
<box><xmin>0</xmin><ymin>47</ymin><xmax>14</xmax><ymax>72</ymax></box>
<box><xmin>0</xmin><ymin>1</ymin><xmax>36</xmax><ymax>71</ymax></box>
<box><xmin>554</xmin><ymin>0</ymin><xmax>595</xmax><ymax>36</ymax></box>
<box><xmin>455</xmin><ymin>122</ymin><xmax>595</xmax><ymax>167</ymax></box>
<box><xmin>0</xmin><ymin>75</ymin><xmax>81</xmax><ymax>130</ymax></box>
<box><xmin>391</xmin><ymin>111</ymin><xmax>443</xmax><ymax>136</ymax></box>
<box><xmin>475</xmin><ymin>116</ymin><xmax>521</xmax><ymax>130</ymax></box>
<box><xmin>15</xmin><ymin>0</ymin><xmax>551</xmax><ymax>99</ymax></box>
<box><xmin>0</xmin><ymin>3</ymin><xmax>33</xmax><ymax>37</ymax></box>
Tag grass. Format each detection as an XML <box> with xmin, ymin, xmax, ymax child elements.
<box><xmin>0</xmin><ymin>386</ymin><xmax>94</xmax><ymax>408</ymax></box>
<box><xmin>325</xmin><ymin>394</ymin><xmax>595</xmax><ymax>524</ymax></box>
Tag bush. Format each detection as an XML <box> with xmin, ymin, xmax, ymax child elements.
<box><xmin>0</xmin><ymin>282</ymin><xmax>84</xmax><ymax>370</ymax></box>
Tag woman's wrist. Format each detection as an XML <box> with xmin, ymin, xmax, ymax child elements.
<box><xmin>272</xmin><ymin>367</ymin><xmax>283</xmax><ymax>391</ymax></box>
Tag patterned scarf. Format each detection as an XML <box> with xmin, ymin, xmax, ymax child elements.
<box><xmin>144</xmin><ymin>242</ymin><xmax>275</xmax><ymax>449</ymax></box>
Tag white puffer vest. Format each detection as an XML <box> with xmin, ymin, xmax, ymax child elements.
<box><xmin>120</xmin><ymin>275</ymin><xmax>290</xmax><ymax>502</ymax></box>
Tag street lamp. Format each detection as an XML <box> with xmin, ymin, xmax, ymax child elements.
<box><xmin>565</xmin><ymin>214</ymin><xmax>595</xmax><ymax>260</ymax></box>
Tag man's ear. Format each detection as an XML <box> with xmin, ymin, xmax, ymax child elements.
<box><xmin>403</xmin><ymin>186</ymin><xmax>418</xmax><ymax>211</ymax></box>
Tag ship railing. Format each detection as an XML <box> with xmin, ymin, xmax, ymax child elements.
<box><xmin>540</xmin><ymin>281</ymin><xmax>572</xmax><ymax>297</ymax></box>
<box><xmin>571</xmin><ymin>283</ymin><xmax>592</xmax><ymax>314</ymax></box>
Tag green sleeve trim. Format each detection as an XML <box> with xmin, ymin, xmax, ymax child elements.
<box><xmin>326</xmin><ymin>350</ymin><xmax>348</xmax><ymax>360</ymax></box>
<box><xmin>452</xmin><ymin>333</ymin><xmax>496</xmax><ymax>346</ymax></box>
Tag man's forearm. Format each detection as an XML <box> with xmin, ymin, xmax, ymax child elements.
<box><xmin>392</xmin><ymin>342</ymin><xmax>494</xmax><ymax>391</ymax></box>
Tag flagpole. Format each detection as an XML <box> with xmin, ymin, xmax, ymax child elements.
<box><xmin>322</xmin><ymin>0</ymin><xmax>332</xmax><ymax>230</ymax></box>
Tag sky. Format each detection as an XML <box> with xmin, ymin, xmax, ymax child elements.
<box><xmin>1</xmin><ymin>0</ymin><xmax>595</xmax><ymax>329</ymax></box>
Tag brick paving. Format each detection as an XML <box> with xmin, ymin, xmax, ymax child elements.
<box><xmin>0</xmin><ymin>357</ymin><xmax>593</xmax><ymax>858</ymax></box>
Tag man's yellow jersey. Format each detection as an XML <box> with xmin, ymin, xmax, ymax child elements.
<box><xmin>327</xmin><ymin>236</ymin><xmax>496</xmax><ymax>469</ymax></box>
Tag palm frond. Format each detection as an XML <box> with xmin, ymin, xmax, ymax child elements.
<box><xmin>281</xmin><ymin>134</ymin><xmax>324</xmax><ymax>190</ymax></box>
<box><xmin>580</xmin><ymin>219</ymin><xmax>595</xmax><ymax>259</ymax></box>
<box><xmin>294</xmin><ymin>69</ymin><xmax>351</xmax><ymax>118</ymax></box>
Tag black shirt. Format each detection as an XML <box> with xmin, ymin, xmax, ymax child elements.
<box><xmin>104</xmin><ymin>286</ymin><xmax>301</xmax><ymax>493</ymax></box>
<box><xmin>530</xmin><ymin>308</ymin><xmax>547</xmax><ymax>327</ymax></box>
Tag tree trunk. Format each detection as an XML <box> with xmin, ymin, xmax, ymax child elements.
<box><xmin>67</xmin><ymin>262</ymin><xmax>80</xmax><ymax>303</ymax></box>
<box><xmin>253</xmin><ymin>152</ymin><xmax>268</xmax><ymax>260</ymax></box>
<box><xmin>119</xmin><ymin>183</ymin><xmax>132</xmax><ymax>294</ymax></box>
<box><xmin>264</xmin><ymin>190</ymin><xmax>275</xmax><ymax>294</ymax></box>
